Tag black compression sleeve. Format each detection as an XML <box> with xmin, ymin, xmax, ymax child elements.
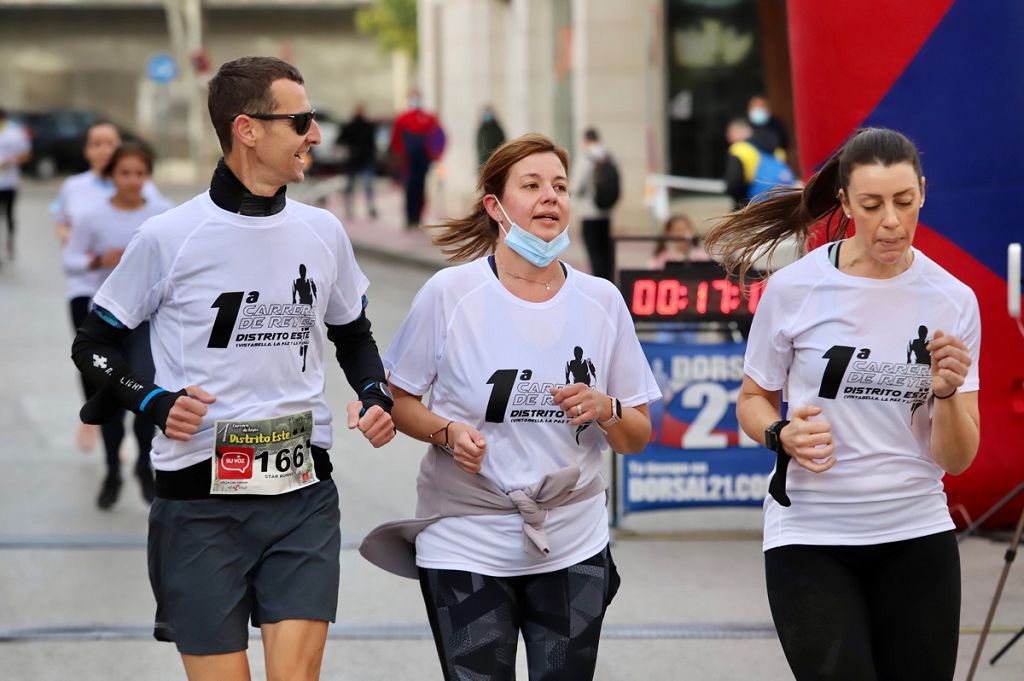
<box><xmin>71</xmin><ymin>311</ymin><xmax>182</xmax><ymax>431</ymax></box>
<box><xmin>326</xmin><ymin>311</ymin><xmax>392</xmax><ymax>413</ymax></box>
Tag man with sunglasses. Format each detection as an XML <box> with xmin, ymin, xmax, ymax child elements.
<box><xmin>70</xmin><ymin>56</ymin><xmax>396</xmax><ymax>681</ymax></box>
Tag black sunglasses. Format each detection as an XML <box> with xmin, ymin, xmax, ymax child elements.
<box><xmin>238</xmin><ymin>110</ymin><xmax>317</xmax><ymax>136</ymax></box>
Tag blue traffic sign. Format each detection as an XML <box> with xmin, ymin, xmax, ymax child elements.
<box><xmin>146</xmin><ymin>53</ymin><xmax>178</xmax><ymax>84</ymax></box>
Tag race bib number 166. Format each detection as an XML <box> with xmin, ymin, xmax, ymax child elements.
<box><xmin>211</xmin><ymin>410</ymin><xmax>318</xmax><ymax>495</ymax></box>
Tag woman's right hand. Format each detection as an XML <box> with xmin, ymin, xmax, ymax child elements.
<box><xmin>780</xmin><ymin>404</ymin><xmax>835</xmax><ymax>473</ymax></box>
<box><xmin>448</xmin><ymin>422</ymin><xmax>487</xmax><ymax>474</ymax></box>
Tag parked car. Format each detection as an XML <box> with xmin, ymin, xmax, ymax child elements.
<box><xmin>12</xmin><ymin>109</ymin><xmax>147</xmax><ymax>179</ymax></box>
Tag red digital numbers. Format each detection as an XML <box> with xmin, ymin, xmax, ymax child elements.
<box><xmin>629</xmin><ymin>276</ymin><xmax>765</xmax><ymax>319</ymax></box>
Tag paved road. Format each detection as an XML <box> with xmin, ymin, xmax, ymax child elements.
<box><xmin>0</xmin><ymin>180</ymin><xmax>1020</xmax><ymax>680</ymax></box>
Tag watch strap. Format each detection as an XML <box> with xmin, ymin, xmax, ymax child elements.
<box><xmin>765</xmin><ymin>420</ymin><xmax>792</xmax><ymax>507</ymax></box>
<box><xmin>359</xmin><ymin>380</ymin><xmax>394</xmax><ymax>415</ymax></box>
<box><xmin>598</xmin><ymin>396</ymin><xmax>622</xmax><ymax>429</ymax></box>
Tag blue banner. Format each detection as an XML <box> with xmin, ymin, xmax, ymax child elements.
<box><xmin>623</xmin><ymin>340</ymin><xmax>774</xmax><ymax>511</ymax></box>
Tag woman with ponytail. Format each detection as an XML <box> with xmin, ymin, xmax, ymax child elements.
<box><xmin>707</xmin><ymin>128</ymin><xmax>980</xmax><ymax>680</ymax></box>
<box><xmin>362</xmin><ymin>133</ymin><xmax>660</xmax><ymax>681</ymax></box>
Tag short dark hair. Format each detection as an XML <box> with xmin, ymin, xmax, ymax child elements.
<box><xmin>207</xmin><ymin>56</ymin><xmax>305</xmax><ymax>154</ymax></box>
<box><xmin>102</xmin><ymin>141</ymin><xmax>155</xmax><ymax>178</ymax></box>
<box><xmin>584</xmin><ymin>128</ymin><xmax>600</xmax><ymax>142</ymax></box>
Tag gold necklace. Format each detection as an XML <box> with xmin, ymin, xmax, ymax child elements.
<box><xmin>496</xmin><ymin>260</ymin><xmax>562</xmax><ymax>291</ymax></box>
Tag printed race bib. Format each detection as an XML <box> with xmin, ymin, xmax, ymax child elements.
<box><xmin>211</xmin><ymin>410</ymin><xmax>319</xmax><ymax>495</ymax></box>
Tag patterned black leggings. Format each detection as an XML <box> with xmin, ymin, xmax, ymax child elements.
<box><xmin>418</xmin><ymin>545</ymin><xmax>620</xmax><ymax>681</ymax></box>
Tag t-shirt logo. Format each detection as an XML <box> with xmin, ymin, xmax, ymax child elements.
<box><xmin>816</xmin><ymin>325</ymin><xmax>933</xmax><ymax>417</ymax></box>
<box><xmin>483</xmin><ymin>346</ymin><xmax>601</xmax><ymax>446</ymax></box>
<box><xmin>217</xmin><ymin>447</ymin><xmax>254</xmax><ymax>479</ymax></box>
<box><xmin>205</xmin><ymin>263</ymin><xmax>319</xmax><ymax>373</ymax></box>
<box><xmin>907</xmin><ymin>325</ymin><xmax>931</xmax><ymax>420</ymax></box>
<box><xmin>292</xmin><ymin>263</ymin><xmax>318</xmax><ymax>373</ymax></box>
<box><xmin>566</xmin><ymin>346</ymin><xmax>597</xmax><ymax>444</ymax></box>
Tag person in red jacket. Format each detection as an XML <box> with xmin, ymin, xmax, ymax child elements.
<box><xmin>390</xmin><ymin>90</ymin><xmax>445</xmax><ymax>229</ymax></box>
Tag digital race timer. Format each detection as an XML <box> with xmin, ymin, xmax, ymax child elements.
<box><xmin>619</xmin><ymin>262</ymin><xmax>765</xmax><ymax>322</ymax></box>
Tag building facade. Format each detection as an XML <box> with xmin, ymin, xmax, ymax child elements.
<box><xmin>0</xmin><ymin>0</ymin><xmax>400</xmax><ymax>164</ymax></box>
<box><xmin>417</xmin><ymin>0</ymin><xmax>792</xmax><ymax>234</ymax></box>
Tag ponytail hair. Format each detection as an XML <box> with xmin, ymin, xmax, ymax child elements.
<box><xmin>427</xmin><ymin>133</ymin><xmax>570</xmax><ymax>263</ymax></box>
<box><xmin>704</xmin><ymin>127</ymin><xmax>922</xmax><ymax>286</ymax></box>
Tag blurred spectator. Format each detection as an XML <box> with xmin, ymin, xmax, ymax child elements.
<box><xmin>650</xmin><ymin>214</ymin><xmax>710</xmax><ymax>269</ymax></box>
<box><xmin>0</xmin><ymin>108</ymin><xmax>31</xmax><ymax>261</ymax></box>
<box><xmin>54</xmin><ymin>121</ymin><xmax>165</xmax><ymax>453</ymax></box>
<box><xmin>724</xmin><ymin>118</ymin><xmax>796</xmax><ymax>210</ymax></box>
<box><xmin>390</xmin><ymin>90</ymin><xmax>446</xmax><ymax>229</ymax></box>
<box><xmin>338</xmin><ymin>103</ymin><xmax>378</xmax><ymax>220</ymax></box>
<box><xmin>53</xmin><ymin>122</ymin><xmax>165</xmax><ymax>245</ymax></box>
<box><xmin>62</xmin><ymin>142</ymin><xmax>172</xmax><ymax>508</ymax></box>
<box><xmin>571</xmin><ymin>127</ymin><xmax>619</xmax><ymax>281</ymax></box>
<box><xmin>476</xmin><ymin>104</ymin><xmax>506</xmax><ymax>168</ymax></box>
<box><xmin>747</xmin><ymin>95</ymin><xmax>790</xmax><ymax>159</ymax></box>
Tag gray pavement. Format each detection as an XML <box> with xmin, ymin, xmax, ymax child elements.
<box><xmin>1</xmin><ymin>178</ymin><xmax>1021</xmax><ymax>680</ymax></box>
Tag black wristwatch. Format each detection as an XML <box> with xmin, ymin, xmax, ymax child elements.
<box><xmin>764</xmin><ymin>419</ymin><xmax>789</xmax><ymax>454</ymax></box>
<box><xmin>765</xmin><ymin>420</ymin><xmax>792</xmax><ymax>508</ymax></box>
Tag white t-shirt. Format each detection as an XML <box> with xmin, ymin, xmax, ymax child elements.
<box><xmin>745</xmin><ymin>243</ymin><xmax>981</xmax><ymax>550</ymax></box>
<box><xmin>0</xmin><ymin>120</ymin><xmax>30</xmax><ymax>190</ymax></box>
<box><xmin>55</xmin><ymin>171</ymin><xmax>166</xmax><ymax>300</ymax></box>
<box><xmin>92</xmin><ymin>192</ymin><xmax>369</xmax><ymax>472</ymax></box>
<box><xmin>383</xmin><ymin>258</ymin><xmax>662</xmax><ymax>576</ymax></box>
<box><xmin>62</xmin><ymin>197</ymin><xmax>174</xmax><ymax>297</ymax></box>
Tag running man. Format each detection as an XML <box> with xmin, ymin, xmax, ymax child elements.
<box><xmin>71</xmin><ymin>56</ymin><xmax>395</xmax><ymax>681</ymax></box>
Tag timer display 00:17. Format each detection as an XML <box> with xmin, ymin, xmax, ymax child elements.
<box><xmin>619</xmin><ymin>266</ymin><xmax>765</xmax><ymax>322</ymax></box>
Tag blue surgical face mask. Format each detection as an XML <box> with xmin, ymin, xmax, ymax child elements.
<box><xmin>494</xmin><ymin>198</ymin><xmax>569</xmax><ymax>268</ymax></box>
<box><xmin>749</xmin><ymin>107</ymin><xmax>770</xmax><ymax>126</ymax></box>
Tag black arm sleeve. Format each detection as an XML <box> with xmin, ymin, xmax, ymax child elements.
<box><xmin>326</xmin><ymin>310</ymin><xmax>392</xmax><ymax>413</ymax></box>
<box><xmin>71</xmin><ymin>311</ymin><xmax>184</xmax><ymax>431</ymax></box>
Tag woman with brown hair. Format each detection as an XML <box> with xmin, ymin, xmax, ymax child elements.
<box><xmin>706</xmin><ymin>127</ymin><xmax>980</xmax><ymax>680</ymax></box>
<box><xmin>362</xmin><ymin>133</ymin><xmax>661</xmax><ymax>680</ymax></box>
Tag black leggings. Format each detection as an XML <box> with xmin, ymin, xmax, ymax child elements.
<box><xmin>765</xmin><ymin>530</ymin><xmax>960</xmax><ymax>681</ymax></box>
<box><xmin>69</xmin><ymin>296</ymin><xmax>155</xmax><ymax>480</ymax></box>
<box><xmin>581</xmin><ymin>218</ymin><xmax>614</xmax><ymax>282</ymax></box>
<box><xmin>0</xmin><ymin>188</ymin><xmax>15</xmax><ymax>246</ymax></box>
<box><xmin>419</xmin><ymin>545</ymin><xmax>620</xmax><ymax>681</ymax></box>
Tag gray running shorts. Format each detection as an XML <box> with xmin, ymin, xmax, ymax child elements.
<box><xmin>147</xmin><ymin>479</ymin><xmax>341</xmax><ymax>654</ymax></box>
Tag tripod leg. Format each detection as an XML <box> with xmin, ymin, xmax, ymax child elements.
<box><xmin>989</xmin><ymin>626</ymin><xmax>1024</xmax><ymax>665</ymax></box>
<box><xmin>965</xmin><ymin>505</ymin><xmax>1024</xmax><ymax>681</ymax></box>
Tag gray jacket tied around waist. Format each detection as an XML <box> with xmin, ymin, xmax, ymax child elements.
<box><xmin>359</xmin><ymin>446</ymin><xmax>608</xmax><ymax>579</ymax></box>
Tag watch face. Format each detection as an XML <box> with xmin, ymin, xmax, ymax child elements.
<box><xmin>614</xmin><ymin>398</ymin><xmax>622</xmax><ymax>419</ymax></box>
<box><xmin>377</xmin><ymin>382</ymin><xmax>393</xmax><ymax>400</ymax></box>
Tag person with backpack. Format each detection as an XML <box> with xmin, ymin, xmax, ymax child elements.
<box><xmin>571</xmin><ymin>127</ymin><xmax>619</xmax><ymax>281</ymax></box>
<box><xmin>724</xmin><ymin>118</ymin><xmax>797</xmax><ymax>209</ymax></box>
